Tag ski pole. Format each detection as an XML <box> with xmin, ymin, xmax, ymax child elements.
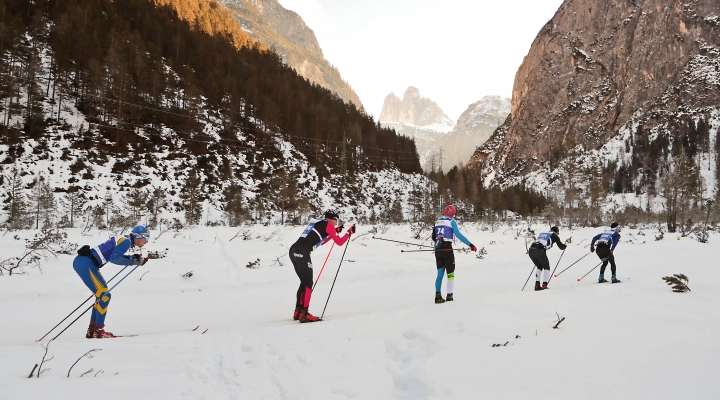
<box><xmin>36</xmin><ymin>264</ymin><xmax>131</xmax><ymax>342</ymax></box>
<box><xmin>553</xmin><ymin>252</ymin><xmax>591</xmax><ymax>278</ymax></box>
<box><xmin>312</xmin><ymin>243</ymin><xmax>335</xmax><ymax>290</ymax></box>
<box><xmin>521</xmin><ymin>264</ymin><xmax>536</xmax><ymax>291</ymax></box>
<box><xmin>577</xmin><ymin>261</ymin><xmax>604</xmax><ymax>282</ymax></box>
<box><xmin>546</xmin><ymin>247</ymin><xmax>567</xmax><ymax>285</ymax></box>
<box><xmin>48</xmin><ymin>264</ymin><xmax>141</xmax><ymax>342</ymax></box>
<box><xmin>320</xmin><ymin>239</ymin><xmax>352</xmax><ymax>320</ymax></box>
<box><xmin>372</xmin><ymin>236</ymin><xmax>434</xmax><ymax>248</ymax></box>
<box><xmin>400</xmin><ymin>248</ymin><xmax>468</xmax><ymax>252</ymax></box>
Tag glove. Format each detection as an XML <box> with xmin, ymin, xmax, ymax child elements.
<box><xmin>470</xmin><ymin>244</ymin><xmax>477</xmax><ymax>252</ymax></box>
<box><xmin>590</xmin><ymin>245</ymin><xmax>595</xmax><ymax>253</ymax></box>
<box><xmin>565</xmin><ymin>237</ymin><xmax>572</xmax><ymax>244</ymax></box>
<box><xmin>335</xmin><ymin>224</ymin><xmax>344</xmax><ymax>234</ymax></box>
<box><xmin>609</xmin><ymin>250</ymin><xmax>613</xmax><ymax>255</ymax></box>
<box><xmin>132</xmin><ymin>254</ymin><xmax>149</xmax><ymax>266</ymax></box>
<box><xmin>348</xmin><ymin>225</ymin><xmax>356</xmax><ymax>235</ymax></box>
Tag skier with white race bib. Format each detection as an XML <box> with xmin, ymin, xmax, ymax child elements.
<box><xmin>431</xmin><ymin>205</ymin><xmax>477</xmax><ymax>304</ymax></box>
<box><xmin>591</xmin><ymin>222</ymin><xmax>622</xmax><ymax>283</ymax></box>
<box><xmin>528</xmin><ymin>226</ymin><xmax>569</xmax><ymax>291</ymax></box>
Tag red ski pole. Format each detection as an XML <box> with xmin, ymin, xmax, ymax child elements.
<box><xmin>312</xmin><ymin>243</ymin><xmax>335</xmax><ymax>290</ymax></box>
<box><xmin>577</xmin><ymin>261</ymin><xmax>604</xmax><ymax>282</ymax></box>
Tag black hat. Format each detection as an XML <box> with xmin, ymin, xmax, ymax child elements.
<box><xmin>550</xmin><ymin>226</ymin><xmax>559</xmax><ymax>233</ymax></box>
<box><xmin>324</xmin><ymin>209</ymin><xmax>339</xmax><ymax>220</ymax></box>
<box><xmin>610</xmin><ymin>222</ymin><xmax>620</xmax><ymax>229</ymax></box>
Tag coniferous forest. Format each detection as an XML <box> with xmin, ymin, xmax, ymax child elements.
<box><xmin>0</xmin><ymin>0</ymin><xmax>420</xmax><ymax>173</ymax></box>
<box><xmin>0</xmin><ymin>0</ymin><xmax>432</xmax><ymax>226</ymax></box>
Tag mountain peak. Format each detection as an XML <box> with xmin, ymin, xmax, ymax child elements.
<box><xmin>379</xmin><ymin>87</ymin><xmax>453</xmax><ymax>129</ymax></box>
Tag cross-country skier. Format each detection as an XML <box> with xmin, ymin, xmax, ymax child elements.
<box><xmin>290</xmin><ymin>209</ymin><xmax>355</xmax><ymax>323</ymax></box>
<box><xmin>591</xmin><ymin>222</ymin><xmax>622</xmax><ymax>283</ymax></box>
<box><xmin>431</xmin><ymin>205</ymin><xmax>477</xmax><ymax>303</ymax></box>
<box><xmin>528</xmin><ymin>226</ymin><xmax>569</xmax><ymax>290</ymax></box>
<box><xmin>73</xmin><ymin>225</ymin><xmax>150</xmax><ymax>338</ymax></box>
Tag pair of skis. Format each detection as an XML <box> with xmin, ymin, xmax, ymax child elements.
<box><xmin>36</xmin><ymin>259</ymin><xmax>145</xmax><ymax>343</ymax></box>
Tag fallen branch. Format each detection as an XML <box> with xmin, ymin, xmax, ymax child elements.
<box><xmin>68</xmin><ymin>349</ymin><xmax>101</xmax><ymax>378</ymax></box>
<box><xmin>553</xmin><ymin>312</ymin><xmax>566</xmax><ymax>329</ymax></box>
<box><xmin>28</xmin><ymin>364</ymin><xmax>38</xmax><ymax>378</ymax></box>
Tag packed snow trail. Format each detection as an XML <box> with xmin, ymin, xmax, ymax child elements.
<box><xmin>1</xmin><ymin>225</ymin><xmax>719</xmax><ymax>399</ymax></box>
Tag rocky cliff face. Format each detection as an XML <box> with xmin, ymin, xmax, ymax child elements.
<box><xmin>380</xmin><ymin>89</ymin><xmax>509</xmax><ymax>172</ymax></box>
<box><xmin>438</xmin><ymin>96</ymin><xmax>511</xmax><ymax>171</ymax></box>
<box><xmin>218</xmin><ymin>0</ymin><xmax>363</xmax><ymax>109</ymax></box>
<box><xmin>469</xmin><ymin>0</ymin><xmax>720</xmax><ymax>190</ymax></box>
<box><xmin>379</xmin><ymin>87</ymin><xmax>454</xmax><ymax>171</ymax></box>
<box><xmin>379</xmin><ymin>87</ymin><xmax>455</xmax><ymax>128</ymax></box>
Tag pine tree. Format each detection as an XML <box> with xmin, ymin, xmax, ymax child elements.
<box><xmin>660</xmin><ymin>148</ymin><xmax>700</xmax><ymax>233</ymax></box>
<box><xmin>223</xmin><ymin>182</ymin><xmax>246</xmax><ymax>227</ymax></box>
<box><xmin>4</xmin><ymin>166</ymin><xmax>30</xmax><ymax>229</ymax></box>
<box><xmin>146</xmin><ymin>188</ymin><xmax>168</xmax><ymax>229</ymax></box>
<box><xmin>28</xmin><ymin>176</ymin><xmax>56</xmax><ymax>229</ymax></box>
<box><xmin>124</xmin><ymin>188</ymin><xmax>149</xmax><ymax>223</ymax></box>
<box><xmin>180</xmin><ymin>170</ymin><xmax>203</xmax><ymax>225</ymax></box>
<box><xmin>388</xmin><ymin>198</ymin><xmax>404</xmax><ymax>224</ymax></box>
<box><xmin>560</xmin><ymin>135</ymin><xmax>580</xmax><ymax>228</ymax></box>
<box><xmin>61</xmin><ymin>190</ymin><xmax>87</xmax><ymax>228</ymax></box>
<box><xmin>103</xmin><ymin>192</ymin><xmax>114</xmax><ymax>227</ymax></box>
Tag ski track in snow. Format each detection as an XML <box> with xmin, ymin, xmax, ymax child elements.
<box><xmin>1</xmin><ymin>224</ymin><xmax>720</xmax><ymax>399</ymax></box>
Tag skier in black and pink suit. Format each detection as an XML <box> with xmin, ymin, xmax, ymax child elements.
<box><xmin>289</xmin><ymin>209</ymin><xmax>355</xmax><ymax>323</ymax></box>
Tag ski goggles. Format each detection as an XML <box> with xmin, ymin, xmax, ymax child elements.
<box><xmin>132</xmin><ymin>232</ymin><xmax>151</xmax><ymax>241</ymax></box>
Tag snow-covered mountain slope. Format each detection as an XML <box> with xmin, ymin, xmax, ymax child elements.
<box><xmin>438</xmin><ymin>96</ymin><xmax>511</xmax><ymax>171</ymax></box>
<box><xmin>1</xmin><ymin>224</ymin><xmax>718</xmax><ymax>399</ymax></box>
<box><xmin>217</xmin><ymin>0</ymin><xmax>363</xmax><ymax>109</ymax></box>
<box><xmin>0</xmin><ymin>0</ymin><xmax>424</xmax><ymax>225</ymax></box>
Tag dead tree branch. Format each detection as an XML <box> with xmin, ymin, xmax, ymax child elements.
<box><xmin>68</xmin><ymin>349</ymin><xmax>102</xmax><ymax>378</ymax></box>
<box><xmin>36</xmin><ymin>341</ymin><xmax>55</xmax><ymax>377</ymax></box>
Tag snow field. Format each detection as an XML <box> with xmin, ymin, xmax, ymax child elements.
<box><xmin>1</xmin><ymin>224</ymin><xmax>719</xmax><ymax>399</ymax></box>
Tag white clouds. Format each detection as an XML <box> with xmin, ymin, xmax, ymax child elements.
<box><xmin>279</xmin><ymin>0</ymin><xmax>564</xmax><ymax>121</ymax></box>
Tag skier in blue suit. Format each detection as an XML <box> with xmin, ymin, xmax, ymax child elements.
<box><xmin>431</xmin><ymin>205</ymin><xmax>477</xmax><ymax>303</ymax></box>
<box><xmin>591</xmin><ymin>222</ymin><xmax>622</xmax><ymax>283</ymax></box>
<box><xmin>73</xmin><ymin>225</ymin><xmax>150</xmax><ymax>338</ymax></box>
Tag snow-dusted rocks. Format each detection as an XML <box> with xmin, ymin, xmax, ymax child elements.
<box><xmin>380</xmin><ymin>89</ymin><xmax>510</xmax><ymax>172</ymax></box>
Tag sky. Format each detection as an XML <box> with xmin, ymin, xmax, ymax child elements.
<box><xmin>277</xmin><ymin>0</ymin><xmax>565</xmax><ymax>122</ymax></box>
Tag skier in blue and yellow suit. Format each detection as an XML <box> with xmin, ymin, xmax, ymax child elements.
<box><xmin>73</xmin><ymin>225</ymin><xmax>150</xmax><ymax>338</ymax></box>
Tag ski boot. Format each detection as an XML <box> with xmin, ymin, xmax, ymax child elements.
<box><xmin>435</xmin><ymin>292</ymin><xmax>446</xmax><ymax>304</ymax></box>
<box><xmin>299</xmin><ymin>307</ymin><xmax>321</xmax><ymax>323</ymax></box>
<box><xmin>446</xmin><ymin>293</ymin><xmax>454</xmax><ymax>302</ymax></box>
<box><xmin>93</xmin><ymin>325</ymin><xmax>116</xmax><ymax>338</ymax></box>
<box><xmin>542</xmin><ymin>283</ymin><xmax>549</xmax><ymax>290</ymax></box>
<box><xmin>611</xmin><ymin>275</ymin><xmax>621</xmax><ymax>284</ymax></box>
<box><xmin>534</xmin><ymin>282</ymin><xmax>544</xmax><ymax>291</ymax></box>
<box><xmin>293</xmin><ymin>305</ymin><xmax>301</xmax><ymax>321</ymax></box>
<box><xmin>598</xmin><ymin>274</ymin><xmax>608</xmax><ymax>283</ymax></box>
<box><xmin>86</xmin><ymin>322</ymin><xmax>97</xmax><ymax>339</ymax></box>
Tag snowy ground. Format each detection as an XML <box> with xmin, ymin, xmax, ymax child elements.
<box><xmin>1</xmin><ymin>223</ymin><xmax>719</xmax><ymax>399</ymax></box>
